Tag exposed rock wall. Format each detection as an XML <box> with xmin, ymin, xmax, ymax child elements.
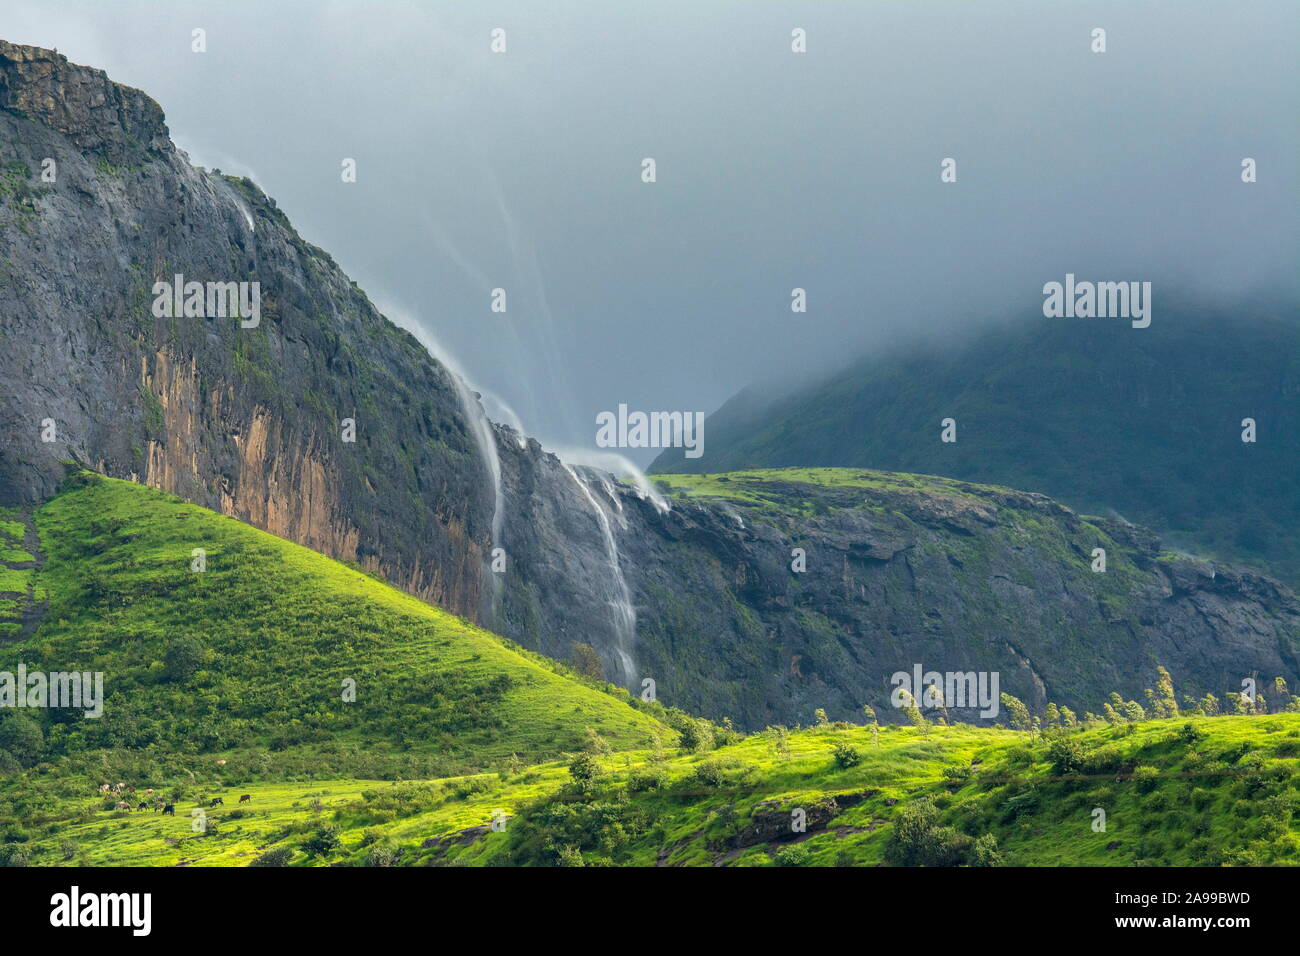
<box><xmin>0</xmin><ymin>40</ymin><xmax>494</xmax><ymax>620</ymax></box>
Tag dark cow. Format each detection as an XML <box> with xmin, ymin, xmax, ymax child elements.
<box><xmin>210</xmin><ymin>797</ymin><xmax>224</xmax><ymax>807</ymax></box>
<box><xmin>161</xmin><ymin>804</ymin><xmax>175</xmax><ymax>816</ymax></box>
<box><xmin>238</xmin><ymin>794</ymin><xmax>251</xmax><ymax>804</ymax></box>
<box><xmin>137</xmin><ymin>801</ymin><xmax>149</xmax><ymax>811</ymax></box>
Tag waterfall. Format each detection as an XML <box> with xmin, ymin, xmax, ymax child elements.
<box><xmin>452</xmin><ymin>375</ymin><xmax>505</xmax><ymax>622</ymax></box>
<box><xmin>564</xmin><ymin>464</ymin><xmax>638</xmax><ymax>688</ymax></box>
<box><xmin>377</xmin><ymin>303</ymin><xmax>505</xmax><ymax>623</ymax></box>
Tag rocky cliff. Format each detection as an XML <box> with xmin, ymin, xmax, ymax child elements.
<box><xmin>0</xmin><ymin>39</ymin><xmax>495</xmax><ymax>620</ymax></box>
<box><xmin>493</xmin><ymin>461</ymin><xmax>1300</xmax><ymax>727</ymax></box>
<box><xmin>3</xmin><ymin>40</ymin><xmax>1298</xmax><ymax>729</ymax></box>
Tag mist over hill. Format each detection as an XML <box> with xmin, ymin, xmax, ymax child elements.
<box><xmin>651</xmin><ymin>307</ymin><xmax>1300</xmax><ymax>588</ymax></box>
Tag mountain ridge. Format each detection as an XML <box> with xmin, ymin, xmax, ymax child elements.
<box><xmin>649</xmin><ymin>309</ymin><xmax>1300</xmax><ymax>588</ymax></box>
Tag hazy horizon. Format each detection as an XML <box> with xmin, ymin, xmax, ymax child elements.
<box><xmin>6</xmin><ymin>0</ymin><xmax>1297</xmax><ymax>464</ymax></box>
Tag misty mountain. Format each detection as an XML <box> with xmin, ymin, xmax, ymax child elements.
<box><xmin>651</xmin><ymin>309</ymin><xmax>1300</xmax><ymax>587</ymax></box>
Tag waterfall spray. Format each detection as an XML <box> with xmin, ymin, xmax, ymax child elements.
<box><xmin>375</xmin><ymin>302</ymin><xmax>505</xmax><ymax>624</ymax></box>
<box><xmin>564</xmin><ymin>464</ymin><xmax>639</xmax><ymax>688</ymax></box>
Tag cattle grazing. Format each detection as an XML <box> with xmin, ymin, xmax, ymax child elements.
<box><xmin>137</xmin><ymin>802</ymin><xmax>149</xmax><ymax>811</ymax></box>
<box><xmin>98</xmin><ymin>783</ymin><xmax>110</xmax><ymax>793</ymax></box>
<box><xmin>162</xmin><ymin>804</ymin><xmax>175</xmax><ymax>816</ymax></box>
<box><xmin>210</xmin><ymin>797</ymin><xmax>224</xmax><ymax>807</ymax></box>
<box><xmin>238</xmin><ymin>794</ymin><xmax>251</xmax><ymax>804</ymax></box>
<box><xmin>114</xmin><ymin>801</ymin><xmax>131</xmax><ymax>811</ymax></box>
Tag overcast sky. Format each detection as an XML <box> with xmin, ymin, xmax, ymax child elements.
<box><xmin>6</xmin><ymin>0</ymin><xmax>1297</xmax><ymax>463</ymax></box>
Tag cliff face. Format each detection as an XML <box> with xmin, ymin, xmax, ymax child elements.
<box><xmin>0</xmin><ymin>40</ymin><xmax>495</xmax><ymax>620</ymax></box>
<box><xmin>3</xmin><ymin>41</ymin><xmax>1298</xmax><ymax>730</ymax></box>
<box><xmin>493</xmin><ymin>461</ymin><xmax>1300</xmax><ymax>727</ymax></box>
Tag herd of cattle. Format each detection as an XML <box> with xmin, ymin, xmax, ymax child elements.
<box><xmin>100</xmin><ymin>782</ymin><xmax>251</xmax><ymax>815</ymax></box>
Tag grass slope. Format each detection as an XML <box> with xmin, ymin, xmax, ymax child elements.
<box><xmin>2</xmin><ymin>471</ymin><xmax>1297</xmax><ymax>867</ymax></box>
<box><xmin>8</xmin><ymin>716</ymin><xmax>1300</xmax><ymax>866</ymax></box>
<box><xmin>0</xmin><ymin>472</ymin><xmax>666</xmax><ymax>784</ymax></box>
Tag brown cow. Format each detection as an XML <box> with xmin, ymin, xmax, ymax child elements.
<box><xmin>238</xmin><ymin>794</ymin><xmax>251</xmax><ymax>804</ymax></box>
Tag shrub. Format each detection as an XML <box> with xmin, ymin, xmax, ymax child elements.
<box><xmin>568</xmin><ymin>751</ymin><xmax>601</xmax><ymax>785</ymax></box>
<box><xmin>556</xmin><ymin>845</ymin><xmax>585</xmax><ymax>867</ymax></box>
<box><xmin>1132</xmin><ymin>766</ymin><xmax>1161</xmax><ymax>794</ymax></box>
<box><xmin>163</xmin><ymin>637</ymin><xmax>204</xmax><ymax>682</ymax></box>
<box><xmin>689</xmin><ymin>760</ymin><xmax>727</xmax><ymax>789</ymax></box>
<box><xmin>627</xmin><ymin>767</ymin><xmax>667</xmax><ymax>793</ymax></box>
<box><xmin>1048</xmin><ymin>737</ymin><xmax>1085</xmax><ymax>775</ymax></box>
<box><xmin>250</xmin><ymin>845</ymin><xmax>293</xmax><ymax>867</ymax></box>
<box><xmin>0</xmin><ymin>843</ymin><xmax>32</xmax><ymax>867</ymax></box>
<box><xmin>0</xmin><ymin>717</ymin><xmax>43</xmax><ymax>767</ymax></box>
<box><xmin>832</xmin><ymin>742</ymin><xmax>861</xmax><ymax>769</ymax></box>
<box><xmin>885</xmin><ymin>797</ymin><xmax>970</xmax><ymax>866</ymax></box>
<box><xmin>942</xmin><ymin>765</ymin><xmax>972</xmax><ymax>786</ymax></box>
<box><xmin>364</xmin><ymin>842</ymin><xmax>397</xmax><ymax>867</ymax></box>
<box><xmin>1177</xmin><ymin>722</ymin><xmax>1207</xmax><ymax>745</ymax></box>
<box><xmin>302</xmin><ymin>825</ymin><xmax>340</xmax><ymax>857</ymax></box>
<box><xmin>773</xmin><ymin>844</ymin><xmax>811</xmax><ymax>867</ymax></box>
<box><xmin>970</xmin><ymin>833</ymin><xmax>1003</xmax><ymax>867</ymax></box>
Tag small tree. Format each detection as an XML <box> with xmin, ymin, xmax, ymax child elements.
<box><xmin>163</xmin><ymin>637</ymin><xmax>204</xmax><ymax>682</ymax></box>
<box><xmin>568</xmin><ymin>751</ymin><xmax>601</xmax><ymax>784</ymax></box>
<box><xmin>569</xmin><ymin>642</ymin><xmax>604</xmax><ymax>682</ymax></box>
<box><xmin>970</xmin><ymin>833</ymin><xmax>1003</xmax><ymax>867</ymax></box>
<box><xmin>1000</xmin><ymin>693</ymin><xmax>1032</xmax><ymax>732</ymax></box>
<box><xmin>1044</xmin><ymin>703</ymin><xmax>1060</xmax><ymax>728</ymax></box>
<box><xmin>302</xmin><ymin>825</ymin><xmax>340</xmax><ymax>858</ymax></box>
<box><xmin>1273</xmin><ymin>678</ymin><xmax>1290</xmax><ymax>714</ymax></box>
<box><xmin>1154</xmin><ymin>666</ymin><xmax>1178</xmax><ymax>718</ymax></box>
<box><xmin>898</xmin><ymin>689</ymin><xmax>929</xmax><ymax>732</ymax></box>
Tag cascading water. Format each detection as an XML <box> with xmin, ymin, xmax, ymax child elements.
<box><xmin>380</xmin><ymin>305</ymin><xmax>506</xmax><ymax>624</ymax></box>
<box><xmin>453</xmin><ymin>376</ymin><xmax>505</xmax><ymax>623</ymax></box>
<box><xmin>564</xmin><ymin>464</ymin><xmax>638</xmax><ymax>688</ymax></box>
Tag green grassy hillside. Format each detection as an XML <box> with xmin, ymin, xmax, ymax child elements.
<box><xmin>6</xmin><ymin>715</ymin><xmax>1299</xmax><ymax>866</ymax></box>
<box><xmin>2</xmin><ymin>471</ymin><xmax>1297</xmax><ymax>867</ymax></box>
<box><xmin>0</xmin><ymin>472</ymin><xmax>667</xmax><ymax>785</ymax></box>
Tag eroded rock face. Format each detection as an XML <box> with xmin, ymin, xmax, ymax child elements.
<box><xmin>0</xmin><ymin>40</ymin><xmax>494</xmax><ymax>620</ymax></box>
<box><xmin>492</xmin><ymin>457</ymin><xmax>1300</xmax><ymax>729</ymax></box>
<box><xmin>3</xmin><ymin>40</ymin><xmax>1298</xmax><ymax>731</ymax></box>
<box><xmin>0</xmin><ymin>40</ymin><xmax>168</xmax><ymax>163</ymax></box>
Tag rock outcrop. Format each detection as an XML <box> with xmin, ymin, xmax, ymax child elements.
<box><xmin>0</xmin><ymin>40</ymin><xmax>495</xmax><ymax>620</ymax></box>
